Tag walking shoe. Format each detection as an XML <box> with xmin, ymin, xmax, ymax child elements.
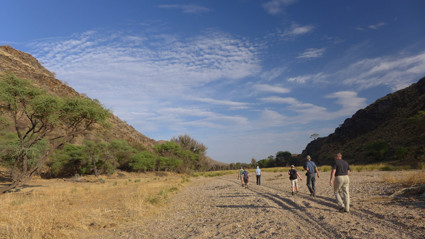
<box><xmin>292</xmin><ymin>191</ymin><xmax>294</xmax><ymax>195</ymax></box>
<box><xmin>338</xmin><ymin>207</ymin><xmax>345</xmax><ymax>213</ymax></box>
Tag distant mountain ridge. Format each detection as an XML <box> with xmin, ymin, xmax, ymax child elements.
<box><xmin>301</xmin><ymin>76</ymin><xmax>425</xmax><ymax>166</ymax></box>
<box><xmin>0</xmin><ymin>45</ymin><xmax>156</xmax><ymax>149</ymax></box>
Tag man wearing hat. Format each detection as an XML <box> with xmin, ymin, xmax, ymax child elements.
<box><xmin>304</xmin><ymin>155</ymin><xmax>320</xmax><ymax>197</ymax></box>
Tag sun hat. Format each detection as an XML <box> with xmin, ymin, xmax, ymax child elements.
<box><xmin>306</xmin><ymin>155</ymin><xmax>311</xmax><ymax>159</ymax></box>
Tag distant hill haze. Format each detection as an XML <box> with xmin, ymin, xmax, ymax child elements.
<box><xmin>301</xmin><ymin>76</ymin><xmax>425</xmax><ymax>166</ymax></box>
<box><xmin>0</xmin><ymin>45</ymin><xmax>156</xmax><ymax>149</ymax></box>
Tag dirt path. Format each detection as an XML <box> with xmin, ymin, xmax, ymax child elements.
<box><xmin>102</xmin><ymin>171</ymin><xmax>425</xmax><ymax>239</ymax></box>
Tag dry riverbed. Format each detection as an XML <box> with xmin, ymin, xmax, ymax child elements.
<box><xmin>98</xmin><ymin>170</ymin><xmax>425</xmax><ymax>239</ymax></box>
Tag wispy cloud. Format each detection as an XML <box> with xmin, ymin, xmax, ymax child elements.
<box><xmin>260</xmin><ymin>91</ymin><xmax>366</xmax><ymax>123</ymax></box>
<box><xmin>263</xmin><ymin>0</ymin><xmax>298</xmax><ymax>15</ymax></box>
<box><xmin>157</xmin><ymin>107</ymin><xmax>249</xmax><ymax>127</ymax></box>
<box><xmin>297</xmin><ymin>48</ymin><xmax>326</xmax><ymax>59</ymax></box>
<box><xmin>260</xmin><ymin>67</ymin><xmax>286</xmax><ymax>81</ymax></box>
<box><xmin>254</xmin><ymin>84</ymin><xmax>291</xmax><ymax>94</ymax></box>
<box><xmin>287</xmin><ymin>73</ymin><xmax>327</xmax><ymax>84</ymax></box>
<box><xmin>325</xmin><ymin>91</ymin><xmax>367</xmax><ymax>116</ymax></box>
<box><xmin>339</xmin><ymin>51</ymin><xmax>425</xmax><ymax>90</ymax></box>
<box><xmin>30</xmin><ymin>30</ymin><xmax>261</xmax><ymax>98</ymax></box>
<box><xmin>356</xmin><ymin>22</ymin><xmax>387</xmax><ymax>31</ymax></box>
<box><xmin>158</xmin><ymin>4</ymin><xmax>211</xmax><ymax>14</ymax></box>
<box><xmin>188</xmin><ymin>97</ymin><xmax>251</xmax><ymax>110</ymax></box>
<box><xmin>280</xmin><ymin>23</ymin><xmax>315</xmax><ymax>38</ymax></box>
<box><xmin>369</xmin><ymin>22</ymin><xmax>387</xmax><ymax>30</ymax></box>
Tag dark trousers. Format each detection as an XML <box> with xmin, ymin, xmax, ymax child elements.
<box><xmin>306</xmin><ymin>173</ymin><xmax>316</xmax><ymax>195</ymax></box>
<box><xmin>256</xmin><ymin>175</ymin><xmax>261</xmax><ymax>185</ymax></box>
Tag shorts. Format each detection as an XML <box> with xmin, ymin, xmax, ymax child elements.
<box><xmin>244</xmin><ymin>178</ymin><xmax>248</xmax><ymax>184</ymax></box>
<box><xmin>290</xmin><ymin>179</ymin><xmax>298</xmax><ymax>188</ymax></box>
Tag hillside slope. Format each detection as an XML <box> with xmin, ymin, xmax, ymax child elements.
<box><xmin>301</xmin><ymin>76</ymin><xmax>425</xmax><ymax>165</ymax></box>
<box><xmin>0</xmin><ymin>45</ymin><xmax>156</xmax><ymax>149</ymax></box>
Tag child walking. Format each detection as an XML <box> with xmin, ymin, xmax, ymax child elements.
<box><xmin>288</xmin><ymin>165</ymin><xmax>303</xmax><ymax>195</ymax></box>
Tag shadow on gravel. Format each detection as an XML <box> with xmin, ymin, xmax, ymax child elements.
<box><xmin>299</xmin><ymin>195</ymin><xmax>337</xmax><ymax>209</ymax></box>
<box><xmin>216</xmin><ymin>204</ymin><xmax>275</xmax><ymax>209</ymax></box>
<box><xmin>216</xmin><ymin>194</ymin><xmax>253</xmax><ymax>198</ymax></box>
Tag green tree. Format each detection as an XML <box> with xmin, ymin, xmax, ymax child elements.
<box><xmin>129</xmin><ymin>151</ymin><xmax>156</xmax><ymax>172</ymax></box>
<box><xmin>107</xmin><ymin>140</ymin><xmax>136</xmax><ymax>169</ymax></box>
<box><xmin>171</xmin><ymin>134</ymin><xmax>207</xmax><ymax>155</ymax></box>
<box><xmin>310</xmin><ymin>133</ymin><xmax>319</xmax><ymax>140</ymax></box>
<box><xmin>0</xmin><ymin>74</ymin><xmax>109</xmax><ymax>193</ymax></box>
<box><xmin>50</xmin><ymin>144</ymin><xmax>84</xmax><ymax>177</ymax></box>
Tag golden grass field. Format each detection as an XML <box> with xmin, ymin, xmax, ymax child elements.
<box><xmin>0</xmin><ymin>171</ymin><xmax>187</xmax><ymax>239</ymax></box>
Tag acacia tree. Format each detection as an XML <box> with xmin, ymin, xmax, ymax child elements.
<box><xmin>0</xmin><ymin>74</ymin><xmax>109</xmax><ymax>193</ymax></box>
<box><xmin>171</xmin><ymin>134</ymin><xmax>207</xmax><ymax>155</ymax></box>
<box><xmin>171</xmin><ymin>134</ymin><xmax>209</xmax><ymax>170</ymax></box>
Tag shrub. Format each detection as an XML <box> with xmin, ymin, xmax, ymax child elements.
<box><xmin>129</xmin><ymin>151</ymin><xmax>156</xmax><ymax>172</ymax></box>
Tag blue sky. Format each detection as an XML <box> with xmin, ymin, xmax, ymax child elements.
<box><xmin>1</xmin><ymin>0</ymin><xmax>425</xmax><ymax>163</ymax></box>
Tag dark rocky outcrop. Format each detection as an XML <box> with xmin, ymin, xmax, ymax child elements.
<box><xmin>301</xmin><ymin>76</ymin><xmax>425</xmax><ymax>165</ymax></box>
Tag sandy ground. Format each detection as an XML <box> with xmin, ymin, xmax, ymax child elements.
<box><xmin>98</xmin><ymin>171</ymin><xmax>425</xmax><ymax>239</ymax></box>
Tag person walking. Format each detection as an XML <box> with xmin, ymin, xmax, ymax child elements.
<box><xmin>242</xmin><ymin>168</ymin><xmax>249</xmax><ymax>188</ymax></box>
<box><xmin>238</xmin><ymin>167</ymin><xmax>244</xmax><ymax>186</ymax></box>
<box><xmin>256</xmin><ymin>166</ymin><xmax>261</xmax><ymax>185</ymax></box>
<box><xmin>304</xmin><ymin>155</ymin><xmax>320</xmax><ymax>197</ymax></box>
<box><xmin>330</xmin><ymin>153</ymin><xmax>351</xmax><ymax>213</ymax></box>
<box><xmin>288</xmin><ymin>165</ymin><xmax>303</xmax><ymax>195</ymax></box>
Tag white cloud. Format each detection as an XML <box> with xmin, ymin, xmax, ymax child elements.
<box><xmin>339</xmin><ymin>51</ymin><xmax>425</xmax><ymax>90</ymax></box>
<box><xmin>356</xmin><ymin>22</ymin><xmax>387</xmax><ymax>31</ymax></box>
<box><xmin>260</xmin><ymin>92</ymin><xmax>366</xmax><ymax>123</ymax></box>
<box><xmin>287</xmin><ymin>73</ymin><xmax>327</xmax><ymax>84</ymax></box>
<box><xmin>158</xmin><ymin>4</ymin><xmax>211</xmax><ymax>14</ymax></box>
<box><xmin>297</xmin><ymin>48</ymin><xmax>326</xmax><ymax>59</ymax></box>
<box><xmin>254</xmin><ymin>84</ymin><xmax>291</xmax><ymax>94</ymax></box>
<box><xmin>188</xmin><ymin>97</ymin><xmax>251</xmax><ymax>110</ymax></box>
<box><xmin>263</xmin><ymin>0</ymin><xmax>298</xmax><ymax>15</ymax></box>
<box><xmin>325</xmin><ymin>91</ymin><xmax>367</xmax><ymax>116</ymax></box>
<box><xmin>157</xmin><ymin>107</ymin><xmax>249</xmax><ymax>126</ymax></box>
<box><xmin>369</xmin><ymin>22</ymin><xmax>387</xmax><ymax>30</ymax></box>
<box><xmin>260</xmin><ymin>96</ymin><xmax>290</xmax><ymax>104</ymax></box>
<box><xmin>30</xmin><ymin>30</ymin><xmax>261</xmax><ymax>98</ymax></box>
<box><xmin>280</xmin><ymin>23</ymin><xmax>315</xmax><ymax>38</ymax></box>
<box><xmin>260</xmin><ymin>67</ymin><xmax>286</xmax><ymax>81</ymax></box>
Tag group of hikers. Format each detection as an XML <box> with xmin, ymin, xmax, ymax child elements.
<box><xmin>237</xmin><ymin>153</ymin><xmax>351</xmax><ymax>213</ymax></box>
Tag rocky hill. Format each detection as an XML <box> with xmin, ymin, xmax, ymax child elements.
<box><xmin>0</xmin><ymin>45</ymin><xmax>156</xmax><ymax>149</ymax></box>
<box><xmin>301</xmin><ymin>76</ymin><xmax>425</xmax><ymax>166</ymax></box>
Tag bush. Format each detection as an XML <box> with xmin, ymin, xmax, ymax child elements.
<box><xmin>50</xmin><ymin>144</ymin><xmax>84</xmax><ymax>177</ymax></box>
<box><xmin>129</xmin><ymin>151</ymin><xmax>156</xmax><ymax>172</ymax></box>
<box><xmin>156</xmin><ymin>156</ymin><xmax>182</xmax><ymax>171</ymax></box>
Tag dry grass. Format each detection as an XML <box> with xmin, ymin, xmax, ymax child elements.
<box><xmin>0</xmin><ymin>172</ymin><xmax>187</xmax><ymax>239</ymax></box>
<box><xmin>382</xmin><ymin>170</ymin><xmax>425</xmax><ymax>187</ymax></box>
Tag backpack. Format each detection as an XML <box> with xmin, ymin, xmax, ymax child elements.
<box><xmin>289</xmin><ymin>169</ymin><xmax>297</xmax><ymax>180</ymax></box>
